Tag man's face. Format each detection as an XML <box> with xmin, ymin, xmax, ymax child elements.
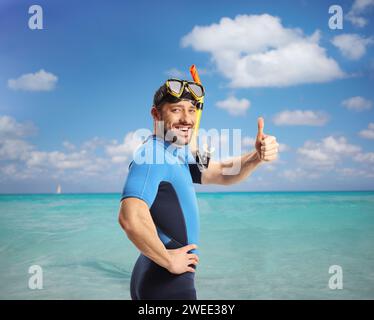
<box><xmin>156</xmin><ymin>100</ymin><xmax>197</xmax><ymax>146</ymax></box>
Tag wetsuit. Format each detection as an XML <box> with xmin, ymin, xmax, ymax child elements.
<box><xmin>120</xmin><ymin>135</ymin><xmax>201</xmax><ymax>300</ymax></box>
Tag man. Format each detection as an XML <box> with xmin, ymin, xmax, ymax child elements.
<box><xmin>118</xmin><ymin>79</ymin><xmax>279</xmax><ymax>300</ymax></box>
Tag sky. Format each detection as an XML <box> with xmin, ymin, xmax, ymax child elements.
<box><xmin>0</xmin><ymin>0</ymin><xmax>374</xmax><ymax>193</ymax></box>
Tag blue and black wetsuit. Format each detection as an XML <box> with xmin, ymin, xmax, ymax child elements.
<box><xmin>120</xmin><ymin>135</ymin><xmax>202</xmax><ymax>300</ymax></box>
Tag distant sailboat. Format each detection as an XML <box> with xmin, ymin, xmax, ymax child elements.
<box><xmin>56</xmin><ymin>184</ymin><xmax>62</xmax><ymax>194</ymax></box>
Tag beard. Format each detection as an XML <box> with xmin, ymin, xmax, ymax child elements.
<box><xmin>164</xmin><ymin>127</ymin><xmax>192</xmax><ymax>146</ymax></box>
<box><xmin>155</xmin><ymin>111</ymin><xmax>194</xmax><ymax>146</ymax></box>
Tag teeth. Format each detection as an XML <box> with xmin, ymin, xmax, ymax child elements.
<box><xmin>176</xmin><ymin>127</ymin><xmax>189</xmax><ymax>132</ymax></box>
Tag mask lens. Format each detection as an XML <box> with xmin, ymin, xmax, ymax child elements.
<box><xmin>188</xmin><ymin>83</ymin><xmax>204</xmax><ymax>98</ymax></box>
<box><xmin>168</xmin><ymin>80</ymin><xmax>183</xmax><ymax>95</ymax></box>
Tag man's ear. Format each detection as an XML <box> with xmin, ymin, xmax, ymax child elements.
<box><xmin>151</xmin><ymin>106</ymin><xmax>161</xmax><ymax>121</ymax></box>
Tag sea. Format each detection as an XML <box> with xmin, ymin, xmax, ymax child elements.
<box><xmin>1</xmin><ymin>191</ymin><xmax>373</xmax><ymax>299</ymax></box>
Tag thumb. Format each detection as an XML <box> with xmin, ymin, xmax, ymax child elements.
<box><xmin>257</xmin><ymin>117</ymin><xmax>264</xmax><ymax>140</ymax></box>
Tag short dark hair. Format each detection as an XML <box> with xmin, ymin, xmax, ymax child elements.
<box><xmin>153</xmin><ymin>81</ymin><xmax>195</xmax><ymax>111</ymax></box>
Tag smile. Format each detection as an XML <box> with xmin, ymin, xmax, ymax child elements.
<box><xmin>173</xmin><ymin>126</ymin><xmax>192</xmax><ymax>133</ymax></box>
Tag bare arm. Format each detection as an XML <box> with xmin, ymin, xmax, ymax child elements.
<box><xmin>118</xmin><ymin>197</ymin><xmax>199</xmax><ymax>274</ymax></box>
<box><xmin>201</xmin><ymin>117</ymin><xmax>279</xmax><ymax>185</ymax></box>
<box><xmin>118</xmin><ymin>197</ymin><xmax>172</xmax><ymax>268</ymax></box>
<box><xmin>202</xmin><ymin>150</ymin><xmax>263</xmax><ymax>185</ymax></box>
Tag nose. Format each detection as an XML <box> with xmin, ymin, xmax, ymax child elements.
<box><xmin>178</xmin><ymin>108</ymin><xmax>188</xmax><ymax>123</ymax></box>
<box><xmin>181</xmin><ymin>109</ymin><xmax>195</xmax><ymax>126</ymax></box>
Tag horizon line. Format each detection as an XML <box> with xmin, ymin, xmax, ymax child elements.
<box><xmin>1</xmin><ymin>189</ymin><xmax>374</xmax><ymax>196</ymax></box>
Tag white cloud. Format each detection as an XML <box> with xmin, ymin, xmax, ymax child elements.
<box><xmin>323</xmin><ymin>136</ymin><xmax>360</xmax><ymax>154</ymax></box>
<box><xmin>13</xmin><ymin>135</ymin><xmax>116</xmax><ymax>174</ymax></box>
<box><xmin>336</xmin><ymin>167</ymin><xmax>357</xmax><ymax>176</ymax></box>
<box><xmin>279</xmin><ymin>168</ymin><xmax>301</xmax><ymax>181</ymax></box>
<box><xmin>27</xmin><ymin>150</ymin><xmax>86</xmax><ymax>170</ymax></box>
<box><xmin>0</xmin><ymin>115</ymin><xmax>36</xmax><ymax>138</ymax></box>
<box><xmin>0</xmin><ymin>114</ymin><xmax>152</xmax><ymax>185</ymax></box>
<box><xmin>62</xmin><ymin>141</ymin><xmax>76</xmax><ymax>151</ymax></box>
<box><xmin>354</xmin><ymin>152</ymin><xmax>374</xmax><ymax>164</ymax></box>
<box><xmin>181</xmin><ymin>14</ymin><xmax>345</xmax><ymax>88</ymax></box>
<box><xmin>346</xmin><ymin>0</ymin><xmax>374</xmax><ymax>27</ymax></box>
<box><xmin>3</xmin><ymin>139</ymin><xmax>113</xmax><ymax>180</ymax></box>
<box><xmin>216</xmin><ymin>96</ymin><xmax>250</xmax><ymax>116</ymax></box>
<box><xmin>298</xmin><ymin>145</ymin><xmax>333</xmax><ymax>166</ymax></box>
<box><xmin>105</xmin><ymin>131</ymin><xmax>145</xmax><ymax>163</ymax></box>
<box><xmin>164</xmin><ymin>68</ymin><xmax>187</xmax><ymax>78</ymax></box>
<box><xmin>82</xmin><ymin>137</ymin><xmax>106</xmax><ymax>151</ymax></box>
<box><xmin>0</xmin><ymin>163</ymin><xmax>36</xmax><ymax>181</ymax></box>
<box><xmin>331</xmin><ymin>34</ymin><xmax>374</xmax><ymax>60</ymax></box>
<box><xmin>0</xmin><ymin>116</ymin><xmax>36</xmax><ymax>161</ymax></box>
<box><xmin>0</xmin><ymin>139</ymin><xmax>34</xmax><ymax>161</ymax></box>
<box><xmin>25</xmin><ymin>137</ymin><xmax>113</xmax><ymax>174</ymax></box>
<box><xmin>351</xmin><ymin>0</ymin><xmax>374</xmax><ymax>13</ymax></box>
<box><xmin>336</xmin><ymin>167</ymin><xmax>374</xmax><ymax>178</ymax></box>
<box><xmin>194</xmin><ymin>68</ymin><xmax>210</xmax><ymax>76</ymax></box>
<box><xmin>8</xmin><ymin>69</ymin><xmax>58</xmax><ymax>91</ymax></box>
<box><xmin>346</xmin><ymin>15</ymin><xmax>367</xmax><ymax>28</ymax></box>
<box><xmin>273</xmin><ymin>110</ymin><xmax>329</xmax><ymax>126</ymax></box>
<box><xmin>342</xmin><ymin>96</ymin><xmax>373</xmax><ymax>111</ymax></box>
<box><xmin>279</xmin><ymin>168</ymin><xmax>320</xmax><ymax>181</ymax></box>
<box><xmin>297</xmin><ymin>136</ymin><xmax>361</xmax><ymax>167</ymax></box>
<box><xmin>278</xmin><ymin>143</ymin><xmax>290</xmax><ymax>152</ymax></box>
<box><xmin>359</xmin><ymin>123</ymin><xmax>374</xmax><ymax>139</ymax></box>
<box><xmin>263</xmin><ymin>163</ymin><xmax>277</xmax><ymax>171</ymax></box>
<box><xmin>1</xmin><ymin>164</ymin><xmax>17</xmax><ymax>177</ymax></box>
<box><xmin>242</xmin><ymin>135</ymin><xmax>289</xmax><ymax>152</ymax></box>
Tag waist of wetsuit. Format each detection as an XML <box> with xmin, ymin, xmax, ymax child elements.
<box><xmin>138</xmin><ymin>253</ymin><xmax>197</xmax><ymax>272</ymax></box>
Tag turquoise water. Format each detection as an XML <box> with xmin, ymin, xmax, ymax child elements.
<box><xmin>1</xmin><ymin>192</ymin><xmax>374</xmax><ymax>300</ymax></box>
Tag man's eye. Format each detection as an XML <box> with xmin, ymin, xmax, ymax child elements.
<box><xmin>189</xmin><ymin>109</ymin><xmax>196</xmax><ymax>113</ymax></box>
<box><xmin>172</xmin><ymin>108</ymin><xmax>180</xmax><ymax>112</ymax></box>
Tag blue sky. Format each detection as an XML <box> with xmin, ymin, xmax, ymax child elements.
<box><xmin>0</xmin><ymin>0</ymin><xmax>374</xmax><ymax>193</ymax></box>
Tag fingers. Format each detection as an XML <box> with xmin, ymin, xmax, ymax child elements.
<box><xmin>167</xmin><ymin>244</ymin><xmax>200</xmax><ymax>275</ymax></box>
<box><xmin>261</xmin><ymin>152</ymin><xmax>278</xmax><ymax>161</ymax></box>
<box><xmin>262</xmin><ymin>149</ymin><xmax>278</xmax><ymax>158</ymax></box>
<box><xmin>262</xmin><ymin>151</ymin><xmax>278</xmax><ymax>158</ymax></box>
<box><xmin>261</xmin><ymin>142</ymin><xmax>279</xmax><ymax>151</ymax></box>
<box><xmin>188</xmin><ymin>253</ymin><xmax>199</xmax><ymax>263</ymax></box>
<box><xmin>188</xmin><ymin>259</ymin><xmax>198</xmax><ymax>266</ymax></box>
<box><xmin>260</xmin><ymin>137</ymin><xmax>278</xmax><ymax>150</ymax></box>
<box><xmin>182</xmin><ymin>244</ymin><xmax>198</xmax><ymax>253</ymax></box>
<box><xmin>261</xmin><ymin>135</ymin><xmax>276</xmax><ymax>146</ymax></box>
<box><xmin>258</xmin><ymin>137</ymin><xmax>279</xmax><ymax>161</ymax></box>
<box><xmin>262</xmin><ymin>154</ymin><xmax>278</xmax><ymax>162</ymax></box>
<box><xmin>261</xmin><ymin>145</ymin><xmax>279</xmax><ymax>156</ymax></box>
<box><xmin>187</xmin><ymin>256</ymin><xmax>198</xmax><ymax>273</ymax></box>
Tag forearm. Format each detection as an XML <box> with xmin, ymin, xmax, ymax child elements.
<box><xmin>220</xmin><ymin>149</ymin><xmax>263</xmax><ymax>185</ymax></box>
<box><xmin>119</xmin><ymin>200</ymin><xmax>171</xmax><ymax>269</ymax></box>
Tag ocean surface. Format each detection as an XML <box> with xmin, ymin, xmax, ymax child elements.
<box><xmin>1</xmin><ymin>191</ymin><xmax>374</xmax><ymax>300</ymax></box>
